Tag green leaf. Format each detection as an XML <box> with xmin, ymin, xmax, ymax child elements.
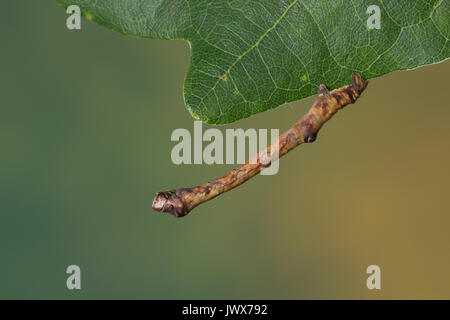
<box><xmin>57</xmin><ymin>0</ymin><xmax>449</xmax><ymax>124</ymax></box>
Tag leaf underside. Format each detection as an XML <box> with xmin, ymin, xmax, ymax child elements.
<box><xmin>57</xmin><ymin>0</ymin><xmax>449</xmax><ymax>124</ymax></box>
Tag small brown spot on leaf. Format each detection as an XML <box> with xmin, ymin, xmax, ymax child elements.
<box><xmin>221</xmin><ymin>74</ymin><xmax>227</xmax><ymax>81</ymax></box>
<box><xmin>234</xmin><ymin>89</ymin><xmax>239</xmax><ymax>94</ymax></box>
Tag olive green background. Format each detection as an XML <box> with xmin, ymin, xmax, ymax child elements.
<box><xmin>1</xmin><ymin>1</ymin><xmax>449</xmax><ymax>299</ymax></box>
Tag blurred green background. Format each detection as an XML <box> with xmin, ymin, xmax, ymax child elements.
<box><xmin>1</xmin><ymin>0</ymin><xmax>450</xmax><ymax>299</ymax></box>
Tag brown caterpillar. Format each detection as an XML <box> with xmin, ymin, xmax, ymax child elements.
<box><xmin>152</xmin><ymin>74</ymin><xmax>368</xmax><ymax>217</ymax></box>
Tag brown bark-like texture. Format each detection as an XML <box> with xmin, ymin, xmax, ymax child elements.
<box><xmin>153</xmin><ymin>74</ymin><xmax>369</xmax><ymax>217</ymax></box>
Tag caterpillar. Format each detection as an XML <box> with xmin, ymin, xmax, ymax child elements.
<box><xmin>152</xmin><ymin>74</ymin><xmax>369</xmax><ymax>217</ymax></box>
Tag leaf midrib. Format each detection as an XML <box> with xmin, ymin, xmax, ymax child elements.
<box><xmin>196</xmin><ymin>0</ymin><xmax>299</xmax><ymax>103</ymax></box>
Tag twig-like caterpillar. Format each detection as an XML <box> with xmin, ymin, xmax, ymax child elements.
<box><xmin>152</xmin><ymin>74</ymin><xmax>369</xmax><ymax>217</ymax></box>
